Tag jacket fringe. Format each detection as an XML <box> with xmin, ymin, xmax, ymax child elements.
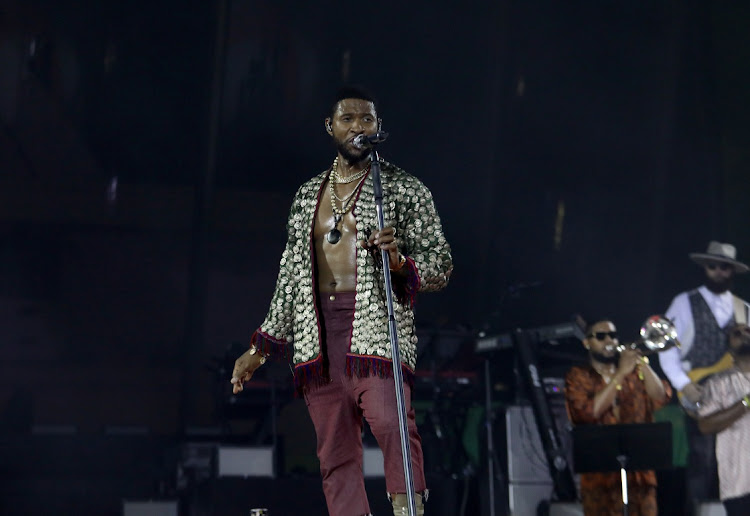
<box><xmin>251</xmin><ymin>330</ymin><xmax>292</xmax><ymax>360</ymax></box>
<box><xmin>293</xmin><ymin>355</ymin><xmax>415</xmax><ymax>397</ymax></box>
<box><xmin>392</xmin><ymin>256</ymin><xmax>421</xmax><ymax>307</ymax></box>
<box><xmin>346</xmin><ymin>355</ymin><xmax>415</xmax><ymax>389</ymax></box>
<box><xmin>293</xmin><ymin>356</ymin><xmax>328</xmax><ymax>396</ymax></box>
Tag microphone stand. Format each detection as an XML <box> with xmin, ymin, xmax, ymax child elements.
<box><xmin>370</xmin><ymin>145</ymin><xmax>418</xmax><ymax>516</ymax></box>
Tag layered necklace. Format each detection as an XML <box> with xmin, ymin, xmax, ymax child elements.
<box><xmin>326</xmin><ymin>157</ymin><xmax>370</xmax><ymax>244</ymax></box>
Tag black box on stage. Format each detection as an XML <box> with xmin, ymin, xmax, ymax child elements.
<box><xmin>217</xmin><ymin>446</ymin><xmax>275</xmax><ymax>478</ymax></box>
<box><xmin>122</xmin><ymin>500</ymin><xmax>178</xmax><ymax>516</ymax></box>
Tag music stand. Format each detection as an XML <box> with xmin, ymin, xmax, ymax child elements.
<box><xmin>572</xmin><ymin>422</ymin><xmax>672</xmax><ymax>516</ymax></box>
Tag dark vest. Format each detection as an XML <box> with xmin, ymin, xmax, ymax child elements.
<box><xmin>684</xmin><ymin>290</ymin><xmax>732</xmax><ymax>369</ymax></box>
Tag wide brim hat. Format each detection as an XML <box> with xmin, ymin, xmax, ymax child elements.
<box><xmin>689</xmin><ymin>241</ymin><xmax>749</xmax><ymax>273</ymax></box>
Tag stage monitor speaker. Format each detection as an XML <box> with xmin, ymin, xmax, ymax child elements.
<box><xmin>694</xmin><ymin>502</ymin><xmax>726</xmax><ymax>516</ymax></box>
<box><xmin>506</xmin><ymin>404</ymin><xmax>577</xmax><ymax>484</ymax></box>
<box><xmin>509</xmin><ymin>483</ymin><xmax>554</xmax><ymax>516</ymax></box>
<box><xmin>549</xmin><ymin>502</ymin><xmax>584</xmax><ymax>516</ymax></box>
<box><xmin>123</xmin><ymin>500</ymin><xmax>178</xmax><ymax>516</ymax></box>
<box><xmin>506</xmin><ymin>405</ymin><xmax>552</xmax><ymax>483</ymax></box>
<box><xmin>217</xmin><ymin>446</ymin><xmax>274</xmax><ymax>478</ymax></box>
<box><xmin>363</xmin><ymin>446</ymin><xmax>385</xmax><ymax>477</ymax></box>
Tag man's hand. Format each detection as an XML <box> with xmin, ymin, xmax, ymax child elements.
<box><xmin>230</xmin><ymin>348</ymin><xmax>266</xmax><ymax>394</ymax></box>
<box><xmin>681</xmin><ymin>382</ymin><xmax>703</xmax><ymax>405</ymax></box>
<box><xmin>617</xmin><ymin>349</ymin><xmax>641</xmax><ymax>376</ymax></box>
<box><xmin>360</xmin><ymin>227</ymin><xmax>399</xmax><ymax>267</ymax></box>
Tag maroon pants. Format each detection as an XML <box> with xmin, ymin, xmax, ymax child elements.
<box><xmin>304</xmin><ymin>292</ymin><xmax>426</xmax><ymax>516</ymax></box>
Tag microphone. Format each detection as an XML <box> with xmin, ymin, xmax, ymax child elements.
<box><xmin>352</xmin><ymin>131</ymin><xmax>389</xmax><ymax>149</ymax></box>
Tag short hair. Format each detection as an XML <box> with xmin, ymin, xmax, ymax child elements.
<box><xmin>584</xmin><ymin>316</ymin><xmax>614</xmax><ymax>335</ymax></box>
<box><xmin>330</xmin><ymin>85</ymin><xmax>378</xmax><ymax>117</ymax></box>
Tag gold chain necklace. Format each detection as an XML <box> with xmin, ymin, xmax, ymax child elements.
<box><xmin>331</xmin><ymin>156</ymin><xmax>370</xmax><ymax>183</ymax></box>
<box><xmin>331</xmin><ymin>183</ymin><xmax>360</xmax><ymax>204</ymax></box>
<box><xmin>326</xmin><ymin>159</ymin><xmax>370</xmax><ymax>244</ymax></box>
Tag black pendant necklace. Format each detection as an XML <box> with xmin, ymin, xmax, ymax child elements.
<box><xmin>327</xmin><ymin>214</ymin><xmax>342</xmax><ymax>244</ymax></box>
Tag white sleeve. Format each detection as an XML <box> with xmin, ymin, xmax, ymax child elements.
<box><xmin>664</xmin><ymin>292</ymin><xmax>694</xmax><ymax>347</ymax></box>
<box><xmin>658</xmin><ymin>293</ymin><xmax>693</xmax><ymax>391</ymax></box>
<box><xmin>659</xmin><ymin>346</ymin><xmax>692</xmax><ymax>391</ymax></box>
<box><xmin>737</xmin><ymin>297</ymin><xmax>750</xmax><ymax>325</ymax></box>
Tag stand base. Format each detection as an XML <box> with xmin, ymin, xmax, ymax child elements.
<box><xmin>694</xmin><ymin>501</ymin><xmax>727</xmax><ymax>516</ymax></box>
<box><xmin>549</xmin><ymin>502</ymin><xmax>584</xmax><ymax>516</ymax></box>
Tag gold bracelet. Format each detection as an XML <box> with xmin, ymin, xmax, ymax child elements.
<box><xmin>249</xmin><ymin>345</ymin><xmax>267</xmax><ymax>364</ymax></box>
<box><xmin>390</xmin><ymin>253</ymin><xmax>406</xmax><ymax>271</ymax></box>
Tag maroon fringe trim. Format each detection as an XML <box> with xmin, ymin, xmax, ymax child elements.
<box><xmin>402</xmin><ymin>257</ymin><xmax>420</xmax><ymax>307</ymax></box>
<box><xmin>293</xmin><ymin>356</ymin><xmax>327</xmax><ymax>397</ymax></box>
<box><xmin>345</xmin><ymin>355</ymin><xmax>415</xmax><ymax>390</ymax></box>
<box><xmin>251</xmin><ymin>330</ymin><xmax>292</xmax><ymax>360</ymax></box>
<box><xmin>292</xmin><ymin>355</ymin><xmax>416</xmax><ymax>397</ymax></box>
<box><xmin>393</xmin><ymin>256</ymin><xmax>420</xmax><ymax>307</ymax></box>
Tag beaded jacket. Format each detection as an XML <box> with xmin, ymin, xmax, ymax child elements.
<box><xmin>251</xmin><ymin>159</ymin><xmax>453</xmax><ymax>392</ymax></box>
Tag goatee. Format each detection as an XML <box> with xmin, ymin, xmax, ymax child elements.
<box><xmin>590</xmin><ymin>351</ymin><xmax>619</xmax><ymax>365</ymax></box>
<box><xmin>705</xmin><ymin>276</ymin><xmax>734</xmax><ymax>294</ymax></box>
<box><xmin>336</xmin><ymin>140</ymin><xmax>369</xmax><ymax>164</ymax></box>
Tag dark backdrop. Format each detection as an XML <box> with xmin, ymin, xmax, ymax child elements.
<box><xmin>1</xmin><ymin>0</ymin><xmax>750</xmax><ymax>513</ymax></box>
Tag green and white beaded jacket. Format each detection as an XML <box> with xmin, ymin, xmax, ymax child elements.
<box><xmin>251</xmin><ymin>159</ymin><xmax>453</xmax><ymax>392</ymax></box>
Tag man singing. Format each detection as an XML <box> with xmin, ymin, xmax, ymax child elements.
<box><xmin>231</xmin><ymin>86</ymin><xmax>453</xmax><ymax>516</ymax></box>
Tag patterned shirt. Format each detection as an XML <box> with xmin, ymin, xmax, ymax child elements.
<box><xmin>252</xmin><ymin>159</ymin><xmax>453</xmax><ymax>392</ymax></box>
<box><xmin>565</xmin><ymin>365</ymin><xmax>672</xmax><ymax>490</ymax></box>
<box><xmin>697</xmin><ymin>367</ymin><xmax>750</xmax><ymax>500</ymax></box>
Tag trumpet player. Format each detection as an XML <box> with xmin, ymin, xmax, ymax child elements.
<box><xmin>565</xmin><ymin>318</ymin><xmax>671</xmax><ymax>516</ymax></box>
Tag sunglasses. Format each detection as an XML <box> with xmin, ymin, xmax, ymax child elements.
<box><xmin>706</xmin><ymin>262</ymin><xmax>733</xmax><ymax>271</ymax></box>
<box><xmin>587</xmin><ymin>331</ymin><xmax>618</xmax><ymax>341</ymax></box>
<box><xmin>730</xmin><ymin>327</ymin><xmax>750</xmax><ymax>338</ymax></box>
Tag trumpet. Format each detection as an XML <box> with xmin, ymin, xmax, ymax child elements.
<box><xmin>607</xmin><ymin>315</ymin><xmax>680</xmax><ymax>355</ymax></box>
<box><xmin>603</xmin><ymin>315</ymin><xmax>680</xmax><ymax>380</ymax></box>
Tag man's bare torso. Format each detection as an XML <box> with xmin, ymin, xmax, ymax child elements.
<box><xmin>313</xmin><ymin>175</ymin><xmax>362</xmax><ymax>294</ymax></box>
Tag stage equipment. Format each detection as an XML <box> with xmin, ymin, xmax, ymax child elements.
<box><xmin>353</xmin><ymin>131</ymin><xmax>389</xmax><ymax>148</ymax></box>
<box><xmin>509</xmin><ymin>484</ymin><xmax>555</xmax><ymax>516</ymax></box>
<box><xmin>548</xmin><ymin>502</ymin><xmax>584</xmax><ymax>516</ymax></box>
<box><xmin>573</xmin><ymin>422</ymin><xmax>672</xmax><ymax>516</ymax></box>
<box><xmin>514</xmin><ymin>328</ymin><xmax>578</xmax><ymax>503</ymax></box>
<box><xmin>363</xmin><ymin>446</ymin><xmax>386</xmax><ymax>477</ymax></box>
<box><xmin>505</xmin><ymin>405</ymin><xmax>582</xmax><ymax>516</ymax></box>
<box><xmin>367</xmin><ymin>133</ymin><xmax>418</xmax><ymax>516</ymax></box>
<box><xmin>474</xmin><ymin>321</ymin><xmax>584</xmax><ymax>355</ymax></box>
<box><xmin>123</xmin><ymin>500</ymin><xmax>178</xmax><ymax>516</ymax></box>
<box><xmin>411</xmin><ymin>327</ymin><xmax>481</xmax><ymax>480</ymax></box>
<box><xmin>217</xmin><ymin>446</ymin><xmax>275</xmax><ymax>478</ymax></box>
<box><xmin>481</xmin><ymin>358</ymin><xmax>507</xmax><ymax>516</ymax></box>
<box><xmin>694</xmin><ymin>502</ymin><xmax>728</xmax><ymax>516</ymax></box>
<box><xmin>475</xmin><ymin>318</ymin><xmax>583</xmax><ymax>515</ymax></box>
